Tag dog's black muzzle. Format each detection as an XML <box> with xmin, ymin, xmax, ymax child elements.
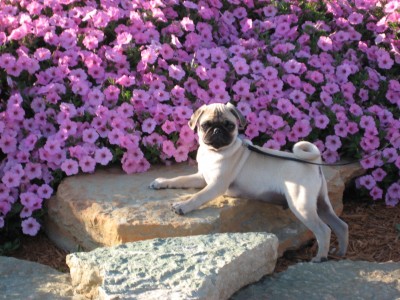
<box><xmin>203</xmin><ymin>126</ymin><xmax>233</xmax><ymax>149</ymax></box>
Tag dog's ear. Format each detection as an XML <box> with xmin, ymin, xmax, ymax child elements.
<box><xmin>226</xmin><ymin>102</ymin><xmax>246</xmax><ymax>129</ymax></box>
<box><xmin>188</xmin><ymin>105</ymin><xmax>206</xmax><ymax>130</ymax></box>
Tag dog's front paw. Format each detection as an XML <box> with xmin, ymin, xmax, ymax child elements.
<box><xmin>149</xmin><ymin>178</ymin><xmax>168</xmax><ymax>189</ymax></box>
<box><xmin>171</xmin><ymin>201</ymin><xmax>191</xmax><ymax>215</ymax></box>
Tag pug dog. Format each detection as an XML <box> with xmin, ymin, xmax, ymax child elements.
<box><xmin>150</xmin><ymin>103</ymin><xmax>348</xmax><ymax>262</ymax></box>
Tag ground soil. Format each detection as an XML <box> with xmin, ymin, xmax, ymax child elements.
<box><xmin>6</xmin><ymin>197</ymin><xmax>400</xmax><ymax>274</ymax></box>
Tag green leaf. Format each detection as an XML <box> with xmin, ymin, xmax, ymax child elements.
<box><xmin>395</xmin><ymin>224</ymin><xmax>400</xmax><ymax>233</ymax></box>
<box><xmin>0</xmin><ymin>239</ymin><xmax>21</xmax><ymax>256</ymax></box>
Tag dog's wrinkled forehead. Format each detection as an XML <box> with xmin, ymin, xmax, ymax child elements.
<box><xmin>201</xmin><ymin>104</ymin><xmax>236</xmax><ymax>123</ymax></box>
<box><xmin>189</xmin><ymin>103</ymin><xmax>246</xmax><ymax>130</ymax></box>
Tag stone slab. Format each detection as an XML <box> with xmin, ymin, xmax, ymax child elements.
<box><xmin>66</xmin><ymin>232</ymin><xmax>278</xmax><ymax>300</ymax></box>
<box><xmin>0</xmin><ymin>256</ymin><xmax>73</xmax><ymax>300</ymax></box>
<box><xmin>231</xmin><ymin>260</ymin><xmax>400</xmax><ymax>300</ymax></box>
<box><xmin>45</xmin><ymin>163</ymin><xmax>363</xmax><ymax>255</ymax></box>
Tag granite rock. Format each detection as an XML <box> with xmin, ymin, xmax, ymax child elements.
<box><xmin>45</xmin><ymin>163</ymin><xmax>363</xmax><ymax>255</ymax></box>
<box><xmin>66</xmin><ymin>232</ymin><xmax>278</xmax><ymax>300</ymax></box>
<box><xmin>231</xmin><ymin>260</ymin><xmax>400</xmax><ymax>300</ymax></box>
<box><xmin>0</xmin><ymin>256</ymin><xmax>73</xmax><ymax>300</ymax></box>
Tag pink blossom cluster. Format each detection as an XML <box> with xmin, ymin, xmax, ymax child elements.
<box><xmin>0</xmin><ymin>0</ymin><xmax>399</xmax><ymax>237</ymax></box>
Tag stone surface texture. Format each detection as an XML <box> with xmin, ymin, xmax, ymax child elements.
<box><xmin>66</xmin><ymin>232</ymin><xmax>278</xmax><ymax>300</ymax></box>
<box><xmin>231</xmin><ymin>260</ymin><xmax>400</xmax><ymax>300</ymax></box>
<box><xmin>0</xmin><ymin>256</ymin><xmax>73</xmax><ymax>300</ymax></box>
<box><xmin>45</xmin><ymin>163</ymin><xmax>363</xmax><ymax>254</ymax></box>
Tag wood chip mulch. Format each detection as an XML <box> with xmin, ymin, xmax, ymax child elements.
<box><xmin>8</xmin><ymin>233</ymin><xmax>70</xmax><ymax>273</ymax></box>
<box><xmin>6</xmin><ymin>198</ymin><xmax>400</xmax><ymax>274</ymax></box>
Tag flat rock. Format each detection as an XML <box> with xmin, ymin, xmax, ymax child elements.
<box><xmin>66</xmin><ymin>232</ymin><xmax>278</xmax><ymax>300</ymax></box>
<box><xmin>0</xmin><ymin>256</ymin><xmax>73</xmax><ymax>299</ymax></box>
<box><xmin>231</xmin><ymin>260</ymin><xmax>400</xmax><ymax>300</ymax></box>
<box><xmin>45</xmin><ymin>163</ymin><xmax>363</xmax><ymax>254</ymax></box>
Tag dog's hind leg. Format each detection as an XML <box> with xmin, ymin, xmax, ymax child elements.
<box><xmin>285</xmin><ymin>182</ymin><xmax>331</xmax><ymax>263</ymax></box>
<box><xmin>317</xmin><ymin>176</ymin><xmax>348</xmax><ymax>257</ymax></box>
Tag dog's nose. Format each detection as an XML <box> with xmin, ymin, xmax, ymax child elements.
<box><xmin>213</xmin><ymin>127</ymin><xmax>222</xmax><ymax>135</ymax></box>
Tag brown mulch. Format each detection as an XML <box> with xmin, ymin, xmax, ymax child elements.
<box><xmin>8</xmin><ymin>233</ymin><xmax>70</xmax><ymax>273</ymax></box>
<box><xmin>6</xmin><ymin>198</ymin><xmax>400</xmax><ymax>274</ymax></box>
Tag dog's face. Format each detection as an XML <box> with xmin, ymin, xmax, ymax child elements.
<box><xmin>189</xmin><ymin>103</ymin><xmax>246</xmax><ymax>150</ymax></box>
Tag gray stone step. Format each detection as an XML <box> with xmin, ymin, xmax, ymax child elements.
<box><xmin>0</xmin><ymin>256</ymin><xmax>73</xmax><ymax>300</ymax></box>
<box><xmin>2</xmin><ymin>245</ymin><xmax>398</xmax><ymax>300</ymax></box>
<box><xmin>66</xmin><ymin>232</ymin><xmax>279</xmax><ymax>300</ymax></box>
<box><xmin>231</xmin><ymin>260</ymin><xmax>400</xmax><ymax>300</ymax></box>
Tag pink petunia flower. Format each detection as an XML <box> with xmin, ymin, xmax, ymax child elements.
<box><xmin>245</xmin><ymin>124</ymin><xmax>259</xmax><ymax>139</ymax></box>
<box><xmin>275</xmin><ymin>22</ymin><xmax>290</xmax><ymax>36</ymax></box>
<box><xmin>174</xmin><ymin>145</ymin><xmax>189</xmax><ymax>162</ymax></box>
<box><xmin>0</xmin><ymin>184</ymin><xmax>10</xmax><ymax>200</ymax></box>
<box><xmin>0</xmin><ymin>134</ymin><xmax>17</xmax><ymax>154</ymax></box>
<box><xmin>359</xmin><ymin>115</ymin><xmax>375</xmax><ymax>129</ymax></box>
<box><xmin>153</xmin><ymin>89</ymin><xmax>170</xmax><ymax>102</ymax></box>
<box><xmin>108</xmin><ymin>129</ymin><xmax>124</xmax><ymax>145</ymax></box>
<box><xmin>209</xmin><ymin>79</ymin><xmax>226</xmax><ymax>94</ymax></box>
<box><xmin>370</xmin><ymin>186</ymin><xmax>383</xmax><ymax>200</ymax></box>
<box><xmin>232</xmin><ymin>79</ymin><xmax>250</xmax><ymax>96</ymax></box>
<box><xmin>142</xmin><ymin>118</ymin><xmax>157</xmax><ymax>134</ymax></box>
<box><xmin>285</xmin><ymin>74</ymin><xmax>302</xmax><ymax>89</ymax></box>
<box><xmin>360</xmin><ymin>156</ymin><xmax>377</xmax><ymax>169</ymax></box>
<box><xmin>21</xmin><ymin>217</ymin><xmax>40</xmax><ymax>236</ymax></box>
<box><xmin>162</xmin><ymin>120</ymin><xmax>177</xmax><ymax>134</ymax></box>
<box><xmin>20</xmin><ymin>192</ymin><xmax>39</xmax><ymax>209</ymax></box>
<box><xmin>162</xmin><ymin>140</ymin><xmax>176</xmax><ymax>158</ymax></box>
<box><xmin>104</xmin><ymin>85</ymin><xmax>120</xmax><ymax>101</ymax></box>
<box><xmin>83</xmin><ymin>128</ymin><xmax>99</xmax><ymax>143</ymax></box>
<box><xmin>181</xmin><ymin>17</ymin><xmax>195</xmax><ymax>31</ymax></box>
<box><xmin>2</xmin><ymin>172</ymin><xmax>21</xmax><ymax>188</ymax></box>
<box><xmin>116</xmin><ymin>32</ymin><xmax>132</xmax><ymax>45</ymax></box>
<box><xmin>59</xmin><ymin>29</ymin><xmax>77</xmax><ymax>49</ymax></box>
<box><xmin>284</xmin><ymin>59</ymin><xmax>302</xmax><ymax>74</ymax></box>
<box><xmin>34</xmin><ymin>48</ymin><xmax>51</xmax><ymax>61</ymax></box>
<box><xmin>231</xmin><ymin>57</ymin><xmax>249</xmax><ymax>75</ymax></box>
<box><xmin>317</xmin><ymin>36</ymin><xmax>333</xmax><ymax>51</ymax></box>
<box><xmin>359</xmin><ymin>175</ymin><xmax>376</xmax><ymax>190</ymax></box>
<box><xmin>79</xmin><ymin>156</ymin><xmax>96</xmax><ymax>173</ymax></box>
<box><xmin>37</xmin><ymin>184</ymin><xmax>53</xmax><ymax>200</ymax></box>
<box><xmin>334</xmin><ymin>122</ymin><xmax>348</xmax><ymax>138</ymax></box>
<box><xmin>0</xmin><ymin>200</ymin><xmax>11</xmax><ymax>216</ymax></box>
<box><xmin>262</xmin><ymin>67</ymin><xmax>278</xmax><ymax>80</ymax></box>
<box><xmin>268</xmin><ymin>115</ymin><xmax>285</xmax><ymax>129</ymax></box>
<box><xmin>292</xmin><ymin>119</ymin><xmax>312</xmax><ymax>138</ymax></box>
<box><xmin>372</xmin><ymin>168</ymin><xmax>387</xmax><ymax>182</ymax></box>
<box><xmin>61</xmin><ymin>159</ymin><xmax>79</xmax><ymax>176</ymax></box>
<box><xmin>377</xmin><ymin>50</ymin><xmax>394</xmax><ymax>69</ymax></box>
<box><xmin>382</xmin><ymin>148</ymin><xmax>398</xmax><ymax>163</ymax></box>
<box><xmin>94</xmin><ymin>147</ymin><xmax>113</xmax><ymax>166</ymax></box>
<box><xmin>168</xmin><ymin>64</ymin><xmax>186</xmax><ymax>81</ymax></box>
<box><xmin>348</xmin><ymin>12</ymin><xmax>363</xmax><ymax>25</ymax></box>
<box><xmin>323</xmin><ymin>150</ymin><xmax>339</xmax><ymax>164</ymax></box>
<box><xmin>20</xmin><ymin>206</ymin><xmax>33</xmax><ymax>219</ymax></box>
<box><xmin>210</xmin><ymin>47</ymin><xmax>227</xmax><ymax>62</ymax></box>
<box><xmin>160</xmin><ymin>44</ymin><xmax>174</xmax><ymax>60</ymax></box>
<box><xmin>24</xmin><ymin>163</ymin><xmax>42</xmax><ymax>180</ymax></box>
<box><xmin>179</xmin><ymin>125</ymin><xmax>196</xmax><ymax>143</ymax></box>
<box><xmin>325</xmin><ymin>135</ymin><xmax>342</xmax><ymax>151</ymax></box>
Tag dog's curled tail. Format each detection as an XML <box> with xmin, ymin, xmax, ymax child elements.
<box><xmin>293</xmin><ymin>141</ymin><xmax>321</xmax><ymax>161</ymax></box>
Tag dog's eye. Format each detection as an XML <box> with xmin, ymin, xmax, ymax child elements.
<box><xmin>201</xmin><ymin>122</ymin><xmax>211</xmax><ymax>131</ymax></box>
<box><xmin>223</xmin><ymin>120</ymin><xmax>235</xmax><ymax>131</ymax></box>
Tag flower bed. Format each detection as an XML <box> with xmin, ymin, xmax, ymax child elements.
<box><xmin>0</xmin><ymin>0</ymin><xmax>399</xmax><ymax>241</ymax></box>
